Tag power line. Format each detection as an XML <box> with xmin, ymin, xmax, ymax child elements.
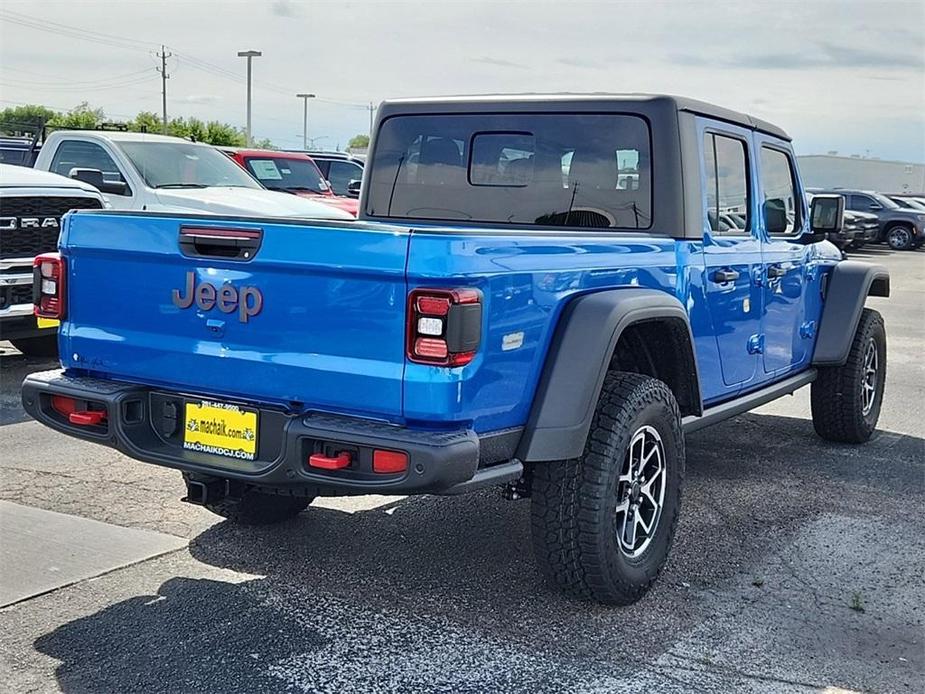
<box><xmin>0</xmin><ymin>75</ymin><xmax>159</xmax><ymax>92</ymax></box>
<box><xmin>0</xmin><ymin>68</ymin><xmax>153</xmax><ymax>87</ymax></box>
<box><xmin>0</xmin><ymin>9</ymin><xmax>154</xmax><ymax>53</ymax></box>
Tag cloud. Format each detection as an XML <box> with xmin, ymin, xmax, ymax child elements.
<box><xmin>470</xmin><ymin>56</ymin><xmax>530</xmax><ymax>70</ymax></box>
<box><xmin>178</xmin><ymin>95</ymin><xmax>222</xmax><ymax>105</ymax></box>
<box><xmin>672</xmin><ymin>40</ymin><xmax>924</xmax><ymax>71</ymax></box>
<box><xmin>555</xmin><ymin>57</ymin><xmax>607</xmax><ymax>69</ymax></box>
<box><xmin>270</xmin><ymin>0</ymin><xmax>298</xmax><ymax>18</ymax></box>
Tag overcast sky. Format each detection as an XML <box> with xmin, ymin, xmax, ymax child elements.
<box><xmin>1</xmin><ymin>0</ymin><xmax>923</xmax><ymax>160</ymax></box>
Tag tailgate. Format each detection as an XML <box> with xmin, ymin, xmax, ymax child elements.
<box><xmin>60</xmin><ymin>212</ymin><xmax>410</xmax><ymax>420</ymax></box>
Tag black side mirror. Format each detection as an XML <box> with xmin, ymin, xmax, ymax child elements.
<box><xmin>69</xmin><ymin>167</ymin><xmax>104</xmax><ymax>189</ymax></box>
<box><xmin>869</xmin><ymin>203</ymin><xmax>882</xmax><ymax>211</ymax></box>
<box><xmin>764</xmin><ymin>198</ymin><xmax>789</xmax><ymax>234</ymax></box>
<box><xmin>69</xmin><ymin>167</ymin><xmax>129</xmax><ymax>196</ymax></box>
<box><xmin>804</xmin><ymin>194</ymin><xmax>845</xmax><ymax>244</ymax></box>
<box><xmin>346</xmin><ymin>179</ymin><xmax>362</xmax><ymax>198</ymax></box>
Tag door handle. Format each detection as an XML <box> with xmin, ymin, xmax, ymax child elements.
<box><xmin>767</xmin><ymin>264</ymin><xmax>786</xmax><ymax>279</ymax></box>
<box><xmin>711</xmin><ymin>268</ymin><xmax>740</xmax><ymax>283</ymax></box>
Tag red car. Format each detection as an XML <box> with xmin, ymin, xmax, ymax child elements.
<box><xmin>224</xmin><ymin>148</ymin><xmax>358</xmax><ymax>216</ymax></box>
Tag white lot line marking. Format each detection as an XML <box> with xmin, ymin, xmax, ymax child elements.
<box><xmin>311</xmin><ymin>495</ymin><xmax>407</xmax><ymax>514</ymax></box>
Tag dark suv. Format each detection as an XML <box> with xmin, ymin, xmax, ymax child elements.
<box><xmin>819</xmin><ymin>189</ymin><xmax>925</xmax><ymax>251</ymax></box>
<box><xmin>301</xmin><ymin>151</ymin><xmax>364</xmax><ymax>197</ymax></box>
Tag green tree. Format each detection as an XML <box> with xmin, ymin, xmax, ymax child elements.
<box><xmin>47</xmin><ymin>102</ymin><xmax>106</xmax><ymax>129</ymax></box>
<box><xmin>252</xmin><ymin>137</ymin><xmax>275</xmax><ymax>150</ymax></box>
<box><xmin>348</xmin><ymin>134</ymin><xmax>369</xmax><ymax>149</ymax></box>
<box><xmin>202</xmin><ymin>120</ymin><xmax>244</xmax><ymax>146</ymax></box>
<box><xmin>130</xmin><ymin>111</ymin><xmax>163</xmax><ymax>134</ymax></box>
<box><xmin>0</xmin><ymin>104</ymin><xmax>58</xmax><ymax>135</ymax></box>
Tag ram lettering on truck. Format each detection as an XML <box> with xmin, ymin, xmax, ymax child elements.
<box><xmin>22</xmin><ymin>94</ymin><xmax>889</xmax><ymax>605</ymax></box>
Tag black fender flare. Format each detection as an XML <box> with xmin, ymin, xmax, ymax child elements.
<box><xmin>813</xmin><ymin>261</ymin><xmax>890</xmax><ymax>367</ymax></box>
<box><xmin>517</xmin><ymin>288</ymin><xmax>701</xmax><ymax>462</ymax></box>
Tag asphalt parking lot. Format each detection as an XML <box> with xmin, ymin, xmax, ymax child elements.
<box><xmin>0</xmin><ymin>246</ymin><xmax>922</xmax><ymax>693</ymax></box>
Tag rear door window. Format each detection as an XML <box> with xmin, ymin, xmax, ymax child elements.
<box><xmin>367</xmin><ymin>113</ymin><xmax>651</xmax><ymax>229</ymax></box>
<box><xmin>759</xmin><ymin>146</ymin><xmax>801</xmax><ymax>235</ymax></box>
<box><xmin>702</xmin><ymin>133</ymin><xmax>750</xmax><ymax>235</ymax></box>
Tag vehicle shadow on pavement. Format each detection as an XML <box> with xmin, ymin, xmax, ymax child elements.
<box><xmin>30</xmin><ymin>413</ymin><xmax>924</xmax><ymax>693</ymax></box>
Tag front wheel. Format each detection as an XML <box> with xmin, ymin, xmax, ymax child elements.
<box><xmin>886</xmin><ymin>225</ymin><xmax>913</xmax><ymax>251</ymax></box>
<box><xmin>811</xmin><ymin>308</ymin><xmax>886</xmax><ymax>443</ymax></box>
<box><xmin>530</xmin><ymin>372</ymin><xmax>684</xmax><ymax>605</ymax></box>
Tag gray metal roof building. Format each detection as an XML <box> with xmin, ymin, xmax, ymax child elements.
<box><xmin>798</xmin><ymin>154</ymin><xmax>925</xmax><ymax>194</ymax></box>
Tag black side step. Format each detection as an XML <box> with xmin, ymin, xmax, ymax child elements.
<box><xmin>682</xmin><ymin>370</ymin><xmax>817</xmax><ymax>434</ymax></box>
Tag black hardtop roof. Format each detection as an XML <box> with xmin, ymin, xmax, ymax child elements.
<box><xmin>377</xmin><ymin>93</ymin><xmax>790</xmax><ymax>141</ymax></box>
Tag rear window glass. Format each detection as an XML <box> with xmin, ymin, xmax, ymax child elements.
<box><xmin>366</xmin><ymin>114</ymin><xmax>651</xmax><ymax>229</ymax></box>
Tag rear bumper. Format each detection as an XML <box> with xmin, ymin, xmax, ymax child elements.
<box><xmin>21</xmin><ymin>369</ymin><xmax>522</xmax><ymax>496</ymax></box>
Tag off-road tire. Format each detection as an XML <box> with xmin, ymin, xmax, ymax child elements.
<box><xmin>885</xmin><ymin>224</ymin><xmax>913</xmax><ymax>251</ymax></box>
<box><xmin>10</xmin><ymin>335</ymin><xmax>58</xmax><ymax>358</ymax></box>
<box><xmin>202</xmin><ymin>486</ymin><xmax>312</xmax><ymax>525</ymax></box>
<box><xmin>811</xmin><ymin>308</ymin><xmax>886</xmax><ymax>443</ymax></box>
<box><xmin>530</xmin><ymin>372</ymin><xmax>684</xmax><ymax>605</ymax></box>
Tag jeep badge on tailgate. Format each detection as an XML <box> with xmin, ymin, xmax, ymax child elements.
<box><xmin>171</xmin><ymin>271</ymin><xmax>263</xmax><ymax>323</ymax></box>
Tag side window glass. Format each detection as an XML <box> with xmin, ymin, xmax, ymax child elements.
<box><xmin>50</xmin><ymin>140</ymin><xmax>127</xmax><ymax>188</ymax></box>
<box><xmin>760</xmin><ymin>146</ymin><xmax>801</xmax><ymax>235</ymax></box>
<box><xmin>326</xmin><ymin>161</ymin><xmax>362</xmax><ymax>195</ymax></box>
<box><xmin>851</xmin><ymin>194</ymin><xmax>874</xmax><ymax>211</ymax></box>
<box><xmin>703</xmin><ymin>133</ymin><xmax>749</xmax><ymax>235</ymax></box>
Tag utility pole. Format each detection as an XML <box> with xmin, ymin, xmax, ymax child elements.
<box><xmin>237</xmin><ymin>50</ymin><xmax>262</xmax><ymax>146</ymax></box>
<box><xmin>296</xmin><ymin>93</ymin><xmax>315</xmax><ymax>150</ymax></box>
<box><xmin>368</xmin><ymin>101</ymin><xmax>375</xmax><ymax>136</ymax></box>
<box><xmin>156</xmin><ymin>45</ymin><xmax>172</xmax><ymax>134</ymax></box>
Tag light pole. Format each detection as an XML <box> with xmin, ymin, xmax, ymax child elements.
<box><xmin>296</xmin><ymin>93</ymin><xmax>315</xmax><ymax>150</ymax></box>
<box><xmin>237</xmin><ymin>50</ymin><xmax>262</xmax><ymax>146</ymax></box>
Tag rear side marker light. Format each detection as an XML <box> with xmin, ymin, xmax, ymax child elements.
<box><xmin>373</xmin><ymin>450</ymin><xmax>408</xmax><ymax>474</ymax></box>
<box><xmin>51</xmin><ymin>395</ymin><xmax>77</xmax><ymax>416</ymax></box>
<box><xmin>309</xmin><ymin>451</ymin><xmax>351</xmax><ymax>470</ymax></box>
<box><xmin>407</xmin><ymin>288</ymin><xmax>482</xmax><ymax>366</ymax></box>
<box><xmin>33</xmin><ymin>252</ymin><xmax>66</xmax><ymax>320</ymax></box>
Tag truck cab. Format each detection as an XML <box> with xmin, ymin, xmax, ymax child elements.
<box><xmin>22</xmin><ymin>95</ymin><xmax>889</xmax><ymax>605</ymax></box>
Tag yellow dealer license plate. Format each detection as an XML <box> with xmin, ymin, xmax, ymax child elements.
<box><xmin>183</xmin><ymin>400</ymin><xmax>258</xmax><ymax>461</ymax></box>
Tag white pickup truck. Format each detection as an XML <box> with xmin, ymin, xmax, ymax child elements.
<box><xmin>32</xmin><ymin>131</ymin><xmax>353</xmax><ymax>219</ymax></box>
<box><xmin>0</xmin><ymin>164</ymin><xmax>107</xmax><ymax>356</ymax></box>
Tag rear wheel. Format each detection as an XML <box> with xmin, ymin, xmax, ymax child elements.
<box><xmin>10</xmin><ymin>335</ymin><xmax>58</xmax><ymax>358</ymax></box>
<box><xmin>811</xmin><ymin>308</ymin><xmax>886</xmax><ymax>443</ymax></box>
<box><xmin>530</xmin><ymin>372</ymin><xmax>684</xmax><ymax>605</ymax></box>
<box><xmin>885</xmin><ymin>224</ymin><xmax>913</xmax><ymax>251</ymax></box>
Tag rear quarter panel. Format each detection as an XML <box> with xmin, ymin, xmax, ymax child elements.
<box><xmin>405</xmin><ymin>229</ymin><xmax>717</xmax><ymax>433</ymax></box>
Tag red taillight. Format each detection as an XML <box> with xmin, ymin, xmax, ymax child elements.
<box><xmin>33</xmin><ymin>252</ymin><xmax>65</xmax><ymax>319</ymax></box>
<box><xmin>373</xmin><ymin>449</ymin><xmax>408</xmax><ymax>474</ymax></box>
<box><xmin>407</xmin><ymin>288</ymin><xmax>482</xmax><ymax>366</ymax></box>
<box><xmin>51</xmin><ymin>395</ymin><xmax>77</xmax><ymax>416</ymax></box>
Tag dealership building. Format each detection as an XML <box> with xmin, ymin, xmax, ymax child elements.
<box><xmin>797</xmin><ymin>154</ymin><xmax>925</xmax><ymax>194</ymax></box>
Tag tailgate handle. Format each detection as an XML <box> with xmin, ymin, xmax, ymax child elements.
<box><xmin>179</xmin><ymin>226</ymin><xmax>263</xmax><ymax>261</ymax></box>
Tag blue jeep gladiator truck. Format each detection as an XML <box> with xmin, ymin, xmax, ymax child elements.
<box><xmin>22</xmin><ymin>95</ymin><xmax>890</xmax><ymax>605</ymax></box>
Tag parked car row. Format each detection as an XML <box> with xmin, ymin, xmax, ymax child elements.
<box><xmin>808</xmin><ymin>188</ymin><xmax>925</xmax><ymax>251</ymax></box>
<box><xmin>0</xmin><ymin>128</ymin><xmax>367</xmax><ymax>355</ymax></box>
